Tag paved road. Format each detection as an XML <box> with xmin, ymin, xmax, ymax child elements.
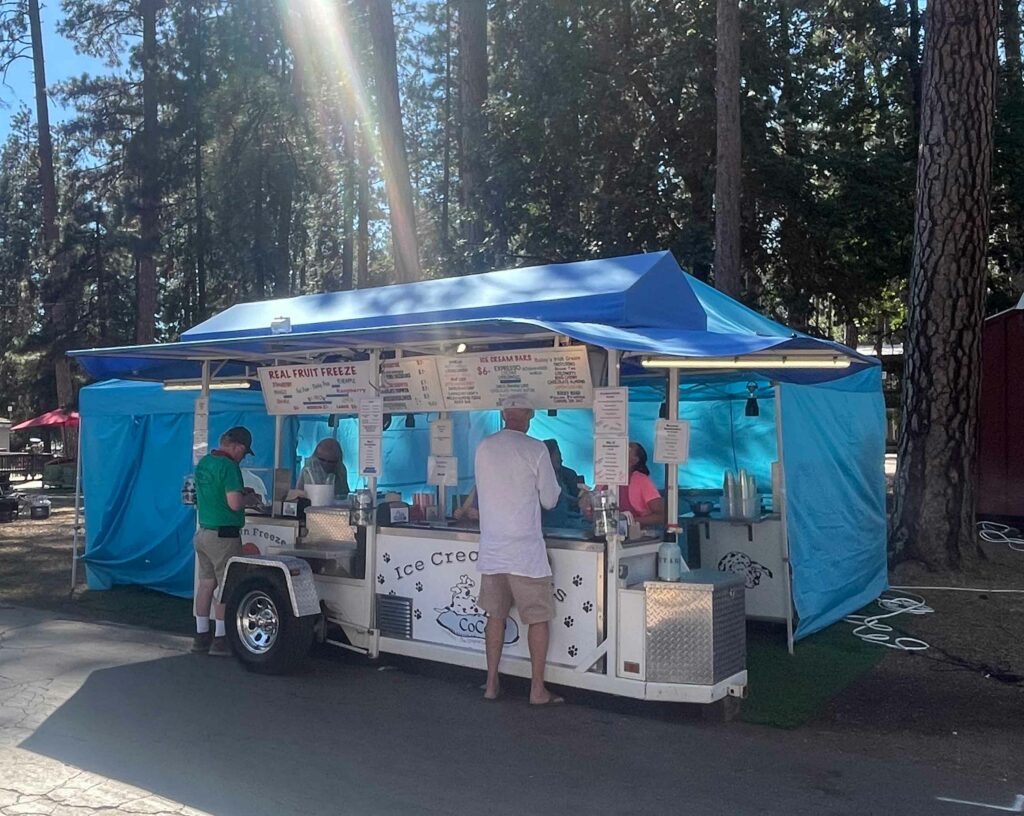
<box><xmin>0</xmin><ymin>606</ymin><xmax>1018</xmax><ymax>816</ymax></box>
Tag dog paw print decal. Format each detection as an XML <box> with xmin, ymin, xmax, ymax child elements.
<box><xmin>564</xmin><ymin>616</ymin><xmax>574</xmax><ymax>628</ymax></box>
<box><xmin>376</xmin><ymin>574</ymin><xmax>384</xmax><ymax>585</ymax></box>
<box><xmin>568</xmin><ymin>645</ymin><xmax>578</xmax><ymax>657</ymax></box>
<box><xmin>572</xmin><ymin>575</ymin><xmax>583</xmax><ymax>587</ymax></box>
<box><xmin>382</xmin><ymin>553</ymin><xmax>391</xmax><ymax>563</ymax></box>
<box><xmin>582</xmin><ymin>601</ymin><xmax>593</xmax><ymax>613</ymax></box>
<box><xmin>388</xmin><ymin>589</ymin><xmax>396</xmax><ymax>596</ymax></box>
<box><xmin>717</xmin><ymin>551</ymin><xmax>774</xmax><ymax>589</ymax></box>
<box><xmin>414</xmin><ymin>609</ymin><xmax>422</xmax><ymax>620</ymax></box>
<box><xmin>415</xmin><ymin>581</ymin><xmax>423</xmax><ymax>592</ymax></box>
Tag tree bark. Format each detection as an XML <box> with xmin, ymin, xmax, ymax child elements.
<box><xmin>364</xmin><ymin>0</ymin><xmax>422</xmax><ymax>283</ymax></box>
<box><xmin>458</xmin><ymin>0</ymin><xmax>487</xmax><ymax>254</ymax></box>
<box><xmin>714</xmin><ymin>0</ymin><xmax>742</xmax><ymax>298</ymax></box>
<box><xmin>190</xmin><ymin>0</ymin><xmax>207</xmax><ymax>320</ymax></box>
<box><xmin>136</xmin><ymin>0</ymin><xmax>161</xmax><ymax>343</ymax></box>
<box><xmin>891</xmin><ymin>0</ymin><xmax>998</xmax><ymax>570</ymax></box>
<box><xmin>357</xmin><ymin>120</ymin><xmax>370</xmax><ymax>287</ymax></box>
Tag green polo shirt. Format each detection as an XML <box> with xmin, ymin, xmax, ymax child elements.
<box><xmin>195</xmin><ymin>451</ymin><xmax>245</xmax><ymax>529</ymax></box>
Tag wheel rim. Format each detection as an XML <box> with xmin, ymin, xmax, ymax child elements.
<box><xmin>236</xmin><ymin>589</ymin><xmax>280</xmax><ymax>655</ymax></box>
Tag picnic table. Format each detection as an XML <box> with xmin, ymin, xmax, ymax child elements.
<box><xmin>0</xmin><ymin>452</ymin><xmax>56</xmax><ymax>481</ymax></box>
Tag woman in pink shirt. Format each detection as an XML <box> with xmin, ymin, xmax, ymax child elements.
<box><xmin>618</xmin><ymin>443</ymin><xmax>665</xmax><ymax>527</ymax></box>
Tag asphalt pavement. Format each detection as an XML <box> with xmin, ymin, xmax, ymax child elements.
<box><xmin>0</xmin><ymin>605</ymin><xmax>1018</xmax><ymax>816</ymax></box>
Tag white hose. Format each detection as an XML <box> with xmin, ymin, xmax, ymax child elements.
<box><xmin>845</xmin><ymin>591</ymin><xmax>932</xmax><ymax>651</ymax></box>
<box><xmin>976</xmin><ymin>521</ymin><xmax>1024</xmax><ymax>552</ymax></box>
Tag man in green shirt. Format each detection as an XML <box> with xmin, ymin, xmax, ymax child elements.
<box><xmin>192</xmin><ymin>426</ymin><xmax>259</xmax><ymax>656</ymax></box>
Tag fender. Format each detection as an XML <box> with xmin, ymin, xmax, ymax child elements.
<box><xmin>223</xmin><ymin>555</ymin><xmax>321</xmax><ymax>618</ymax></box>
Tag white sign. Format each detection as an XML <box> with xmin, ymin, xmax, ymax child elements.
<box><xmin>593</xmin><ymin>387</ymin><xmax>628</xmax><ymax>435</ymax></box>
<box><xmin>257</xmin><ymin>362</ymin><xmax>373</xmax><ymax>415</ymax></box>
<box><xmin>359</xmin><ymin>434</ymin><xmax>382</xmax><ymax>477</ymax></box>
<box><xmin>374</xmin><ymin>532</ymin><xmax>599</xmax><ymax>668</ymax></box>
<box><xmin>427</xmin><ymin>455</ymin><xmax>458</xmax><ymax>487</ymax></box>
<box><xmin>654</xmin><ymin>419</ymin><xmax>690</xmax><ymax>464</ymax></box>
<box><xmin>594</xmin><ymin>436</ymin><xmax>629</xmax><ymax>487</ymax></box>
<box><xmin>429</xmin><ymin>418</ymin><xmax>453</xmax><ymax>457</ymax></box>
<box><xmin>380</xmin><ymin>356</ymin><xmax>445</xmax><ymax>412</ymax></box>
<box><xmin>438</xmin><ymin>346</ymin><xmax>592</xmax><ymax>411</ymax></box>
<box><xmin>192</xmin><ymin>396</ymin><xmax>209</xmax><ymax>465</ymax></box>
<box><xmin>359</xmin><ymin>396</ymin><xmax>384</xmax><ymax>437</ymax></box>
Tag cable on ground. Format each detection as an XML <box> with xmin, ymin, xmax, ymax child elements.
<box><xmin>844</xmin><ymin>590</ymin><xmax>932</xmax><ymax>651</ymax></box>
<box><xmin>976</xmin><ymin>521</ymin><xmax>1024</xmax><ymax>552</ymax></box>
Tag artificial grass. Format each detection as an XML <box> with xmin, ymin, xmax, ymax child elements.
<box><xmin>740</xmin><ymin>614</ymin><xmax>885</xmax><ymax>729</ymax></box>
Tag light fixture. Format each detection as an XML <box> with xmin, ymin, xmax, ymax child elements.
<box><xmin>163</xmin><ymin>379</ymin><xmax>252</xmax><ymax>391</ymax></box>
<box><xmin>658</xmin><ymin>401</ymin><xmax>668</xmax><ymax>419</ymax></box>
<box><xmin>547</xmin><ymin>409</ymin><xmax>557</xmax><ymax>417</ymax></box>
<box><xmin>455</xmin><ymin>342</ymin><xmax>467</xmax><ymax>354</ymax></box>
<box><xmin>640</xmin><ymin>353</ymin><xmax>851</xmax><ymax>370</ymax></box>
<box><xmin>270</xmin><ymin>316</ymin><xmax>292</xmax><ymax>334</ymax></box>
<box><xmin>744</xmin><ymin>383</ymin><xmax>759</xmax><ymax>417</ymax></box>
<box><xmin>405</xmin><ymin>413</ymin><xmax>416</xmax><ymax>428</ymax></box>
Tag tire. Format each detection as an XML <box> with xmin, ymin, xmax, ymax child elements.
<box><xmin>225</xmin><ymin>575</ymin><xmax>315</xmax><ymax>675</ymax></box>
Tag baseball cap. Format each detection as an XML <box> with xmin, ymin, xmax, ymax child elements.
<box><xmin>499</xmin><ymin>395</ymin><xmax>534</xmax><ymax>411</ymax></box>
<box><xmin>223</xmin><ymin>426</ymin><xmax>255</xmax><ymax>456</ymax></box>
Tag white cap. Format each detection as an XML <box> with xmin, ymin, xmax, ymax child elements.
<box><xmin>499</xmin><ymin>394</ymin><xmax>534</xmax><ymax>411</ymax></box>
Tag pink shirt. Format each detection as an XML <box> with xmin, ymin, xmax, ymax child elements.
<box><xmin>618</xmin><ymin>470</ymin><xmax>661</xmax><ymax>516</ymax></box>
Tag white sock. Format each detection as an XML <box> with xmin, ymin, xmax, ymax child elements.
<box><xmin>195</xmin><ymin>616</ymin><xmax>210</xmax><ymax>634</ymax></box>
<box><xmin>214</xmin><ymin>619</ymin><xmax>225</xmax><ymax>637</ymax></box>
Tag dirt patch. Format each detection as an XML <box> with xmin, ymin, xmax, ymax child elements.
<box><xmin>809</xmin><ymin>538</ymin><xmax>1024</xmax><ymax>781</ymax></box>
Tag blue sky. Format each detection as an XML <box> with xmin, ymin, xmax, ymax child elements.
<box><xmin>0</xmin><ymin>2</ymin><xmax>109</xmax><ymax>142</ymax></box>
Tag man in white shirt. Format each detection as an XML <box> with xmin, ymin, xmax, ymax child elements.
<box><xmin>475</xmin><ymin>395</ymin><xmax>563</xmax><ymax>705</ymax></box>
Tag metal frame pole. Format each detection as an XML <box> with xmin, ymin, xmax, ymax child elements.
<box><xmin>69</xmin><ymin>425</ymin><xmax>84</xmax><ymax>594</ymax></box>
<box><xmin>666</xmin><ymin>367</ymin><xmax>680</xmax><ymax>531</ymax></box>
<box><xmin>364</xmin><ymin>348</ymin><xmax>381</xmax><ymax>655</ymax></box>
<box><xmin>604</xmin><ymin>349</ymin><xmax>621</xmax><ymax>676</ymax></box>
<box><xmin>773</xmin><ymin>382</ymin><xmax>795</xmax><ymax>655</ymax></box>
<box><xmin>193</xmin><ymin>361</ymin><xmax>211</xmax><ymax>617</ymax></box>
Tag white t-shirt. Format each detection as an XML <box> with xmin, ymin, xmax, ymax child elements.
<box><xmin>475</xmin><ymin>429</ymin><xmax>562</xmax><ymax>578</ymax></box>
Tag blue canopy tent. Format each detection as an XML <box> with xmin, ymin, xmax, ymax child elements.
<box><xmin>71</xmin><ymin>251</ymin><xmax>886</xmax><ymax>638</ymax></box>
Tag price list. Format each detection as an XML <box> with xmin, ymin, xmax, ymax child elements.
<box><xmin>379</xmin><ymin>356</ymin><xmax>445</xmax><ymax>413</ymax></box>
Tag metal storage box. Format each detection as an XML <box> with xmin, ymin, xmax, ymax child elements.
<box><xmin>644</xmin><ymin>569</ymin><xmax>745</xmax><ymax>685</ymax></box>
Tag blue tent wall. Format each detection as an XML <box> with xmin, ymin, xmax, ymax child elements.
<box><xmin>80</xmin><ymin>381</ymin><xmax>297</xmax><ymax>597</ymax></box>
<box><xmin>780</xmin><ymin>367</ymin><xmax>888</xmax><ymax>637</ymax></box>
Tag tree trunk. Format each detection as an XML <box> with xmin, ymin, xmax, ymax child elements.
<box><xmin>458</xmin><ymin>0</ymin><xmax>487</xmax><ymax>254</ymax></box>
<box><xmin>191</xmin><ymin>0</ymin><xmax>207</xmax><ymax>320</ymax></box>
<box><xmin>441</xmin><ymin>0</ymin><xmax>452</xmax><ymax>255</ymax></box>
<box><xmin>274</xmin><ymin>169</ymin><xmax>293</xmax><ymax>297</ymax></box>
<box><xmin>1003</xmin><ymin>0</ymin><xmax>1022</xmax><ymax>84</ymax></box>
<box><xmin>714</xmin><ymin>0</ymin><xmax>742</xmax><ymax>298</ymax></box>
<box><xmin>364</xmin><ymin>0</ymin><xmax>422</xmax><ymax>283</ymax></box>
<box><xmin>891</xmin><ymin>0</ymin><xmax>998</xmax><ymax>570</ymax></box>
<box><xmin>136</xmin><ymin>0</ymin><xmax>161</xmax><ymax>343</ymax></box>
<box><xmin>357</xmin><ymin>121</ymin><xmax>370</xmax><ymax>286</ymax></box>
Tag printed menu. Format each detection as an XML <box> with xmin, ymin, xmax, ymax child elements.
<box><xmin>380</xmin><ymin>356</ymin><xmax>445</xmax><ymax>413</ymax></box>
<box><xmin>257</xmin><ymin>362</ymin><xmax>373</xmax><ymax>415</ymax></box>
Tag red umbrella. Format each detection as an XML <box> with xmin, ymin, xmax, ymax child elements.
<box><xmin>12</xmin><ymin>409</ymin><xmax>80</xmax><ymax>430</ymax></box>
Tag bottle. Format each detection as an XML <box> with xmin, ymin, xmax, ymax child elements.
<box><xmin>658</xmin><ymin>539</ymin><xmax>684</xmax><ymax>582</ymax></box>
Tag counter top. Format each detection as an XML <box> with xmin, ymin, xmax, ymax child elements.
<box><xmin>243</xmin><ymin>513</ymin><xmax>302</xmax><ymax>528</ymax></box>
<box><xmin>680</xmin><ymin>512</ymin><xmax>780</xmax><ymax>525</ymax></box>
<box><xmin>380</xmin><ymin>522</ymin><xmax>659</xmax><ymax>553</ymax></box>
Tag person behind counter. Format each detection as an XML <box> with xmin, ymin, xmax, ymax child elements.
<box><xmin>475</xmin><ymin>395</ymin><xmax>563</xmax><ymax>705</ymax></box>
<box><xmin>192</xmin><ymin>426</ymin><xmax>262</xmax><ymax>656</ymax></box>
<box><xmin>541</xmin><ymin>439</ymin><xmax>585</xmax><ymax>528</ymax></box>
<box><xmin>297</xmin><ymin>438</ymin><xmax>350</xmax><ymax>498</ymax></box>
<box><xmin>620</xmin><ymin>442</ymin><xmax>665</xmax><ymax>527</ymax></box>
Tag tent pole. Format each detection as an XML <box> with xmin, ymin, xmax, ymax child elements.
<box><xmin>69</xmin><ymin>423</ymin><xmax>84</xmax><ymax>595</ymax></box>
<box><xmin>666</xmin><ymin>368</ymin><xmax>679</xmax><ymax>531</ymax></box>
<box><xmin>604</xmin><ymin>349</ymin><xmax>621</xmax><ymax>679</ymax></box>
<box><xmin>365</xmin><ymin>348</ymin><xmax>381</xmax><ymax>656</ymax></box>
<box><xmin>194</xmin><ymin>360</ymin><xmax>211</xmax><ymax>617</ymax></box>
<box><xmin>774</xmin><ymin>381</ymin><xmax>795</xmax><ymax>655</ymax></box>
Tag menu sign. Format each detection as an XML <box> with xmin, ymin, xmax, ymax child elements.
<box><xmin>654</xmin><ymin>419</ymin><xmax>690</xmax><ymax>465</ymax></box>
<box><xmin>257</xmin><ymin>362</ymin><xmax>373</xmax><ymax>415</ymax></box>
<box><xmin>380</xmin><ymin>356</ymin><xmax>445</xmax><ymax>413</ymax></box>
<box><xmin>438</xmin><ymin>346</ymin><xmax>592</xmax><ymax>411</ymax></box>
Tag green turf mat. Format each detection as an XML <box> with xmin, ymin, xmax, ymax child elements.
<box><xmin>741</xmin><ymin>616</ymin><xmax>885</xmax><ymax>728</ymax></box>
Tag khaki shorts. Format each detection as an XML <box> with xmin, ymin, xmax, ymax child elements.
<box><xmin>194</xmin><ymin>528</ymin><xmax>242</xmax><ymax>596</ymax></box>
<box><xmin>478</xmin><ymin>573</ymin><xmax>556</xmax><ymax>624</ymax></box>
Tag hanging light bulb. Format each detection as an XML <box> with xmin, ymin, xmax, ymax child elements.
<box><xmin>745</xmin><ymin>383</ymin><xmax>760</xmax><ymax>417</ymax></box>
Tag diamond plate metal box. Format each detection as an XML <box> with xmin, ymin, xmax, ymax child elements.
<box><xmin>644</xmin><ymin>569</ymin><xmax>746</xmax><ymax>685</ymax></box>
<box><xmin>305</xmin><ymin>507</ymin><xmax>358</xmax><ymax>545</ymax></box>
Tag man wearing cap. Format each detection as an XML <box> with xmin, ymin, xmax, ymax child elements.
<box><xmin>192</xmin><ymin>426</ymin><xmax>260</xmax><ymax>656</ymax></box>
<box><xmin>475</xmin><ymin>396</ymin><xmax>564</xmax><ymax>705</ymax></box>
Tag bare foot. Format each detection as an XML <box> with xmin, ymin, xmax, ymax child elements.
<box><xmin>483</xmin><ymin>682</ymin><xmax>501</xmax><ymax>701</ymax></box>
<box><xmin>529</xmin><ymin>691</ymin><xmax>564</xmax><ymax>706</ymax></box>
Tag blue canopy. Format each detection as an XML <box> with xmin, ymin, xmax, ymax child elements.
<box><xmin>69</xmin><ymin>252</ymin><xmax>873</xmax><ymax>385</ymax></box>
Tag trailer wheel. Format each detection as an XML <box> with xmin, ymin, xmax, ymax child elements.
<box><xmin>225</xmin><ymin>576</ymin><xmax>314</xmax><ymax>675</ymax></box>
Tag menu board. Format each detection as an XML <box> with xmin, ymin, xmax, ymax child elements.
<box><xmin>654</xmin><ymin>419</ymin><xmax>690</xmax><ymax>465</ymax></box>
<box><xmin>192</xmin><ymin>396</ymin><xmax>209</xmax><ymax>465</ymax></box>
<box><xmin>593</xmin><ymin>387</ymin><xmax>628</xmax><ymax>435</ymax></box>
<box><xmin>438</xmin><ymin>346</ymin><xmax>592</xmax><ymax>411</ymax></box>
<box><xmin>594</xmin><ymin>436</ymin><xmax>629</xmax><ymax>487</ymax></box>
<box><xmin>380</xmin><ymin>356</ymin><xmax>445</xmax><ymax>413</ymax></box>
<box><xmin>257</xmin><ymin>362</ymin><xmax>373</xmax><ymax>415</ymax></box>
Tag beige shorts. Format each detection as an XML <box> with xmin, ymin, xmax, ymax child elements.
<box><xmin>478</xmin><ymin>573</ymin><xmax>556</xmax><ymax>624</ymax></box>
<box><xmin>194</xmin><ymin>528</ymin><xmax>242</xmax><ymax>595</ymax></box>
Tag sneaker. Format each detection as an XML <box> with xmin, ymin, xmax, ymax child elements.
<box><xmin>208</xmin><ymin>636</ymin><xmax>231</xmax><ymax>657</ymax></box>
<box><xmin>190</xmin><ymin>631</ymin><xmax>213</xmax><ymax>654</ymax></box>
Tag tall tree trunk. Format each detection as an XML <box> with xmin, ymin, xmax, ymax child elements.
<box><xmin>441</xmin><ymin>0</ymin><xmax>452</xmax><ymax>255</ymax></box>
<box><xmin>341</xmin><ymin>126</ymin><xmax>356</xmax><ymax>290</ymax></box>
<box><xmin>1004</xmin><ymin>0</ymin><xmax>1023</xmax><ymax>83</ymax></box>
<box><xmin>714</xmin><ymin>0</ymin><xmax>742</xmax><ymax>298</ymax></box>
<box><xmin>274</xmin><ymin>170</ymin><xmax>293</xmax><ymax>297</ymax></box>
<box><xmin>28</xmin><ymin>0</ymin><xmax>74</xmax><ymax>409</ymax></box>
<box><xmin>365</xmin><ymin>0</ymin><xmax>422</xmax><ymax>283</ymax></box>
<box><xmin>458</xmin><ymin>0</ymin><xmax>487</xmax><ymax>255</ymax></box>
<box><xmin>891</xmin><ymin>0</ymin><xmax>998</xmax><ymax>570</ymax></box>
<box><xmin>191</xmin><ymin>0</ymin><xmax>207</xmax><ymax>320</ymax></box>
<box><xmin>136</xmin><ymin>0</ymin><xmax>161</xmax><ymax>343</ymax></box>
<box><xmin>357</xmin><ymin>121</ymin><xmax>370</xmax><ymax>286</ymax></box>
